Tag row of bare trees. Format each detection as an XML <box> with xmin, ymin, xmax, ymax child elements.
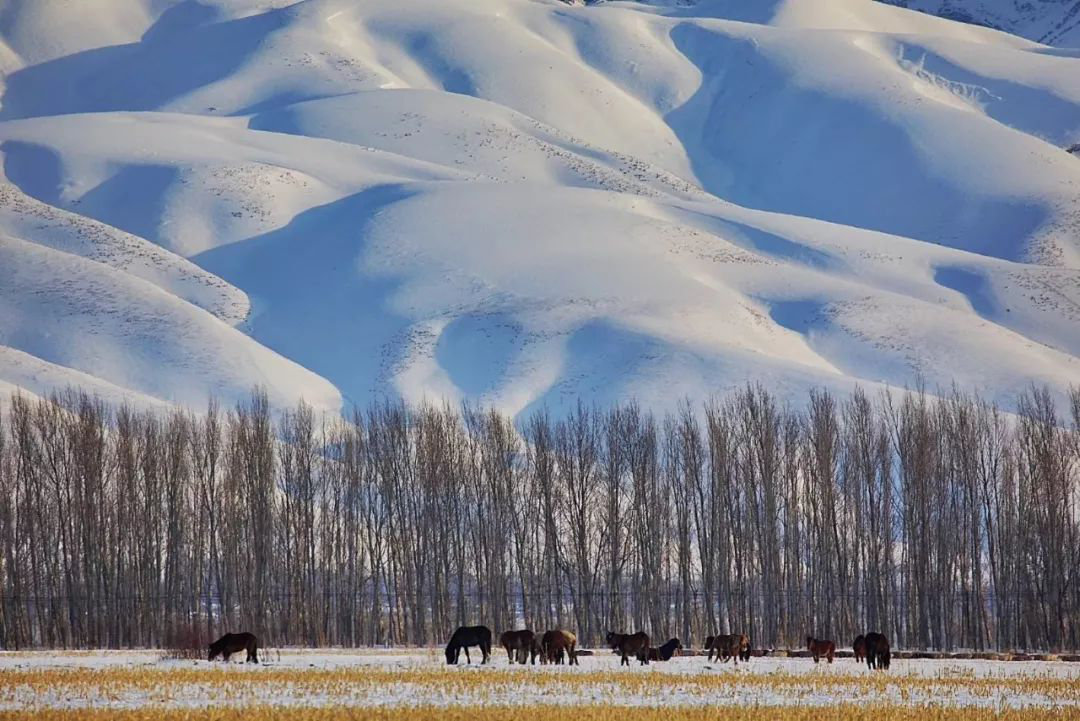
<box><xmin>0</xmin><ymin>384</ymin><xmax>1077</xmax><ymax>651</ymax></box>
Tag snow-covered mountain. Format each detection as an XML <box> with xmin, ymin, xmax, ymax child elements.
<box><xmin>0</xmin><ymin>0</ymin><xmax>1078</xmax><ymax>416</ymax></box>
<box><xmin>880</xmin><ymin>1</ymin><xmax>1080</xmax><ymax>46</ymax></box>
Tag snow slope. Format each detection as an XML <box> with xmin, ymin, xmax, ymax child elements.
<box><xmin>0</xmin><ymin>0</ymin><xmax>1078</xmax><ymax>416</ymax></box>
<box><xmin>879</xmin><ymin>1</ymin><xmax>1080</xmax><ymax>46</ymax></box>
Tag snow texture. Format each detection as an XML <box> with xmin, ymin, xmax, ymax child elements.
<box><xmin>1</xmin><ymin>0</ymin><xmax>1078</xmax><ymax>416</ymax></box>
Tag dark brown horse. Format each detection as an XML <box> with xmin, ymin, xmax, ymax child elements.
<box><xmin>531</xmin><ymin>636</ymin><xmax>547</xmax><ymax>664</ymax></box>
<box><xmin>865</xmin><ymin>632</ymin><xmax>890</xmax><ymax>670</ymax></box>
<box><xmin>706</xmin><ymin>634</ymin><xmax>750</xmax><ymax>664</ymax></box>
<box><xmin>647</xmin><ymin>638</ymin><xmax>682</xmax><ymax>661</ymax></box>
<box><xmin>852</xmin><ymin>634</ymin><xmax>867</xmax><ymax>663</ymax></box>
<box><xmin>500</xmin><ymin>629</ymin><xmax>536</xmax><ymax>664</ymax></box>
<box><xmin>445</xmin><ymin>625</ymin><xmax>492</xmax><ymax>665</ymax></box>
<box><xmin>208</xmin><ymin>632</ymin><xmax>259</xmax><ymax>663</ymax></box>
<box><xmin>607</xmin><ymin>630</ymin><xmax>650</xmax><ymax>666</ymax></box>
<box><xmin>807</xmin><ymin>636</ymin><xmax>835</xmax><ymax>663</ymax></box>
<box><xmin>542</xmin><ymin>629</ymin><xmax>578</xmax><ymax>665</ymax></box>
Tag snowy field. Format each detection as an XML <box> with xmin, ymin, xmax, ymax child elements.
<box><xmin>2</xmin><ymin>649</ymin><xmax>1080</xmax><ymax>717</ymax></box>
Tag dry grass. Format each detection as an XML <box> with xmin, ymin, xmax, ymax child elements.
<box><xmin>2</xmin><ymin>661</ymin><xmax>1078</xmax><ymax>716</ymax></box>
<box><xmin>1</xmin><ymin>707</ymin><xmax>1079</xmax><ymax>721</ymax></box>
<box><xmin>3</xmin><ymin>665</ymin><xmax>1078</xmax><ymax>697</ymax></box>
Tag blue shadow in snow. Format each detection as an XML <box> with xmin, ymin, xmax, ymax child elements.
<box><xmin>75</xmin><ymin>164</ymin><xmax>178</xmax><ymax>244</ymax></box>
<box><xmin>2</xmin><ymin>141</ymin><xmax>64</xmax><ymax>206</ymax></box>
<box><xmin>518</xmin><ymin>319</ymin><xmax>663</xmax><ymax>420</ymax></box>
<box><xmin>663</xmin><ymin>23</ymin><xmax>1048</xmax><ymax>263</ymax></box>
<box><xmin>435</xmin><ymin>312</ymin><xmax>522</xmax><ymax>398</ymax></box>
<box><xmin>194</xmin><ymin>184</ymin><xmax>416</xmax><ymax>406</ymax></box>
<box><xmin>0</xmin><ymin>3</ymin><xmax>290</xmax><ymax>119</ymax></box>
<box><xmin>768</xmin><ymin>299</ymin><xmax>827</xmax><ymax>334</ymax></box>
<box><xmin>934</xmin><ymin>266</ymin><xmax>996</xmax><ymax>319</ymax></box>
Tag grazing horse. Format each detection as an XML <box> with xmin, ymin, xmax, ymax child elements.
<box><xmin>530</xmin><ymin>637</ymin><xmax>547</xmax><ymax>664</ymax></box>
<box><xmin>500</xmin><ymin>629</ymin><xmax>536</xmax><ymax>664</ymax></box>
<box><xmin>647</xmin><ymin>638</ymin><xmax>683</xmax><ymax>661</ymax></box>
<box><xmin>208</xmin><ymin>632</ymin><xmax>259</xmax><ymax>663</ymax></box>
<box><xmin>852</xmin><ymin>635</ymin><xmax>867</xmax><ymax>663</ymax></box>
<box><xmin>865</xmin><ymin>632</ymin><xmax>890</xmax><ymax>670</ymax></box>
<box><xmin>445</xmin><ymin>625</ymin><xmax>492</xmax><ymax>665</ymax></box>
<box><xmin>607</xmin><ymin>630</ymin><xmax>650</xmax><ymax>666</ymax></box>
<box><xmin>807</xmin><ymin>636</ymin><xmax>836</xmax><ymax>663</ymax></box>
<box><xmin>542</xmin><ymin>629</ymin><xmax>579</xmax><ymax>666</ymax></box>
<box><xmin>738</xmin><ymin>635</ymin><xmax>752</xmax><ymax>662</ymax></box>
<box><xmin>706</xmin><ymin>634</ymin><xmax>750</xmax><ymax>664</ymax></box>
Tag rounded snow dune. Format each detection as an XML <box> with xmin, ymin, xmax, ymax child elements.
<box><xmin>359</xmin><ymin>182</ymin><xmax>1080</xmax><ymax>414</ymax></box>
<box><xmin>0</xmin><ymin>345</ymin><xmax>172</xmax><ymax>414</ymax></box>
<box><xmin>0</xmin><ymin>0</ymin><xmax>1078</xmax><ymax>413</ymax></box>
<box><xmin>0</xmin><ymin>234</ymin><xmax>342</xmax><ymax>412</ymax></box>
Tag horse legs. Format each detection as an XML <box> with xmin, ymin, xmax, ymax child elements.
<box><xmin>620</xmin><ymin>651</ymin><xmax>629</xmax><ymax>667</ymax></box>
<box><xmin>482</xmin><ymin>642</ymin><xmax>490</xmax><ymax>664</ymax></box>
<box><xmin>464</xmin><ymin>647</ymin><xmax>471</xmax><ymax>664</ymax></box>
<box><xmin>247</xmin><ymin>644</ymin><xmax>259</xmax><ymax>663</ymax></box>
<box><xmin>570</xmin><ymin>642</ymin><xmax>578</xmax><ymax>666</ymax></box>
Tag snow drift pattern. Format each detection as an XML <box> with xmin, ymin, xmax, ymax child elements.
<box><xmin>0</xmin><ymin>0</ymin><xmax>1078</xmax><ymax>414</ymax></box>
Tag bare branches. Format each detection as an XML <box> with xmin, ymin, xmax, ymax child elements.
<box><xmin>1</xmin><ymin>384</ymin><xmax>1078</xmax><ymax>651</ymax></box>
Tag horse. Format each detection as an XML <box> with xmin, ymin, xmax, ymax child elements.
<box><xmin>864</xmin><ymin>632</ymin><xmax>890</xmax><ymax>670</ymax></box>
<box><xmin>500</xmin><ymin>629</ymin><xmax>535</xmax><ymax>664</ymax></box>
<box><xmin>607</xmin><ymin>630</ymin><xmax>650</xmax><ymax>666</ymax></box>
<box><xmin>704</xmin><ymin>634</ymin><xmax>723</xmax><ymax>661</ymax></box>
<box><xmin>445</xmin><ymin>625</ymin><xmax>492</xmax><ymax>665</ymax></box>
<box><xmin>807</xmin><ymin>636</ymin><xmax>836</xmax><ymax>663</ymax></box>
<box><xmin>543</xmin><ymin>629</ymin><xmax>578</xmax><ymax>665</ymax></box>
<box><xmin>647</xmin><ymin>638</ymin><xmax>682</xmax><ymax>661</ymax></box>
<box><xmin>208</xmin><ymin>632</ymin><xmax>259</xmax><ymax>663</ymax></box>
<box><xmin>530</xmin><ymin>636</ymin><xmax>547</xmax><ymax>664</ymax></box>
<box><xmin>852</xmin><ymin>634</ymin><xmax>867</xmax><ymax>664</ymax></box>
<box><xmin>706</xmin><ymin>634</ymin><xmax>750</xmax><ymax>664</ymax></box>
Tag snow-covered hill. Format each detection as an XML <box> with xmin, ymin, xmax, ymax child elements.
<box><xmin>0</xmin><ymin>0</ymin><xmax>1078</xmax><ymax>416</ymax></box>
<box><xmin>880</xmin><ymin>1</ymin><xmax>1080</xmax><ymax>46</ymax></box>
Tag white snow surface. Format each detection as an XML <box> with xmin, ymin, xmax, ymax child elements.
<box><xmin>878</xmin><ymin>1</ymin><xmax>1080</xmax><ymax>47</ymax></box>
<box><xmin>1</xmin><ymin>650</ymin><xmax>1079</xmax><ymax>711</ymax></box>
<box><xmin>1</xmin><ymin>0</ymin><xmax>1079</xmax><ymax>416</ymax></box>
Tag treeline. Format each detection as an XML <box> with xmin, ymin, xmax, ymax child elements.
<box><xmin>0</xmin><ymin>384</ymin><xmax>1078</xmax><ymax>652</ymax></box>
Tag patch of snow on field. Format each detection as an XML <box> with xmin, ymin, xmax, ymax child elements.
<box><xmin>1</xmin><ymin>651</ymin><xmax>1079</xmax><ymax>711</ymax></box>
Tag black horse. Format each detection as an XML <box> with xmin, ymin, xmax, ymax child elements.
<box><xmin>647</xmin><ymin>638</ymin><xmax>683</xmax><ymax>661</ymax></box>
<box><xmin>208</xmin><ymin>632</ymin><xmax>259</xmax><ymax>663</ymax></box>
<box><xmin>853</xmin><ymin>634</ymin><xmax>867</xmax><ymax>663</ymax></box>
<box><xmin>865</xmin><ymin>632</ymin><xmax>891</xmax><ymax>670</ymax></box>
<box><xmin>607</xmin><ymin>630</ymin><xmax>650</xmax><ymax>666</ymax></box>
<box><xmin>446</xmin><ymin>625</ymin><xmax>492</xmax><ymax>665</ymax></box>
